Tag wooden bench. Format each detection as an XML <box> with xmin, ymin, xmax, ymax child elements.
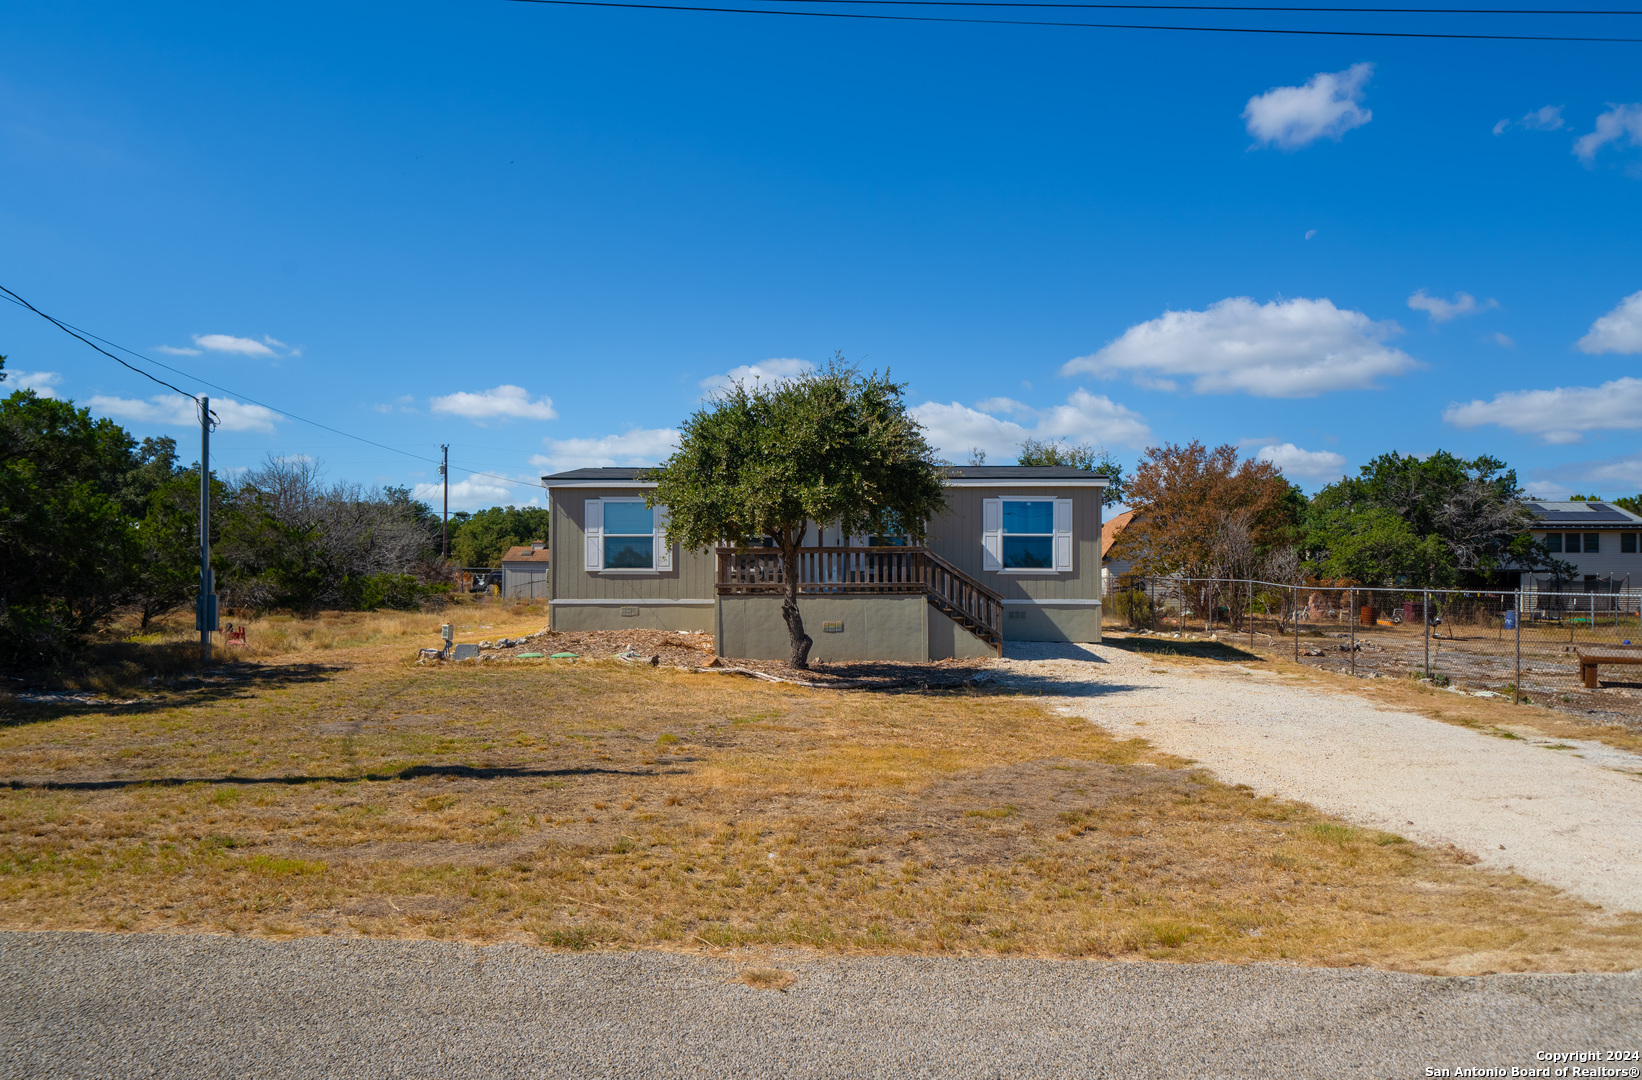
<box><xmin>1575</xmin><ymin>645</ymin><xmax>1642</xmax><ymax>688</ymax></box>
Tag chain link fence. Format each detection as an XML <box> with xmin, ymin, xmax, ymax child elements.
<box><xmin>1106</xmin><ymin>576</ymin><xmax>1642</xmax><ymax>718</ymax></box>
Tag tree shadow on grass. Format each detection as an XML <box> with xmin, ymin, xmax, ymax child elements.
<box><xmin>0</xmin><ymin>662</ymin><xmax>343</xmax><ymax>729</ymax></box>
<box><xmin>2</xmin><ymin>762</ymin><xmax>680</xmax><ymax>793</ymax></box>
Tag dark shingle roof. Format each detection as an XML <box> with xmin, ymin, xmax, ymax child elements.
<box><xmin>938</xmin><ymin>465</ymin><xmax>1109</xmax><ymax>481</ymax></box>
<box><xmin>541</xmin><ymin>465</ymin><xmax>1112</xmax><ymax>484</ymax></box>
<box><xmin>541</xmin><ymin>468</ymin><xmax>649</xmax><ymax>482</ymax></box>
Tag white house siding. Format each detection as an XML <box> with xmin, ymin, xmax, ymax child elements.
<box><xmin>1524</xmin><ymin>530</ymin><xmax>1642</xmax><ymax>589</ymax></box>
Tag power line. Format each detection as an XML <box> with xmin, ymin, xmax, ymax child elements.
<box><xmin>504</xmin><ymin>0</ymin><xmax>1642</xmax><ymax>38</ymax></box>
<box><xmin>0</xmin><ymin>286</ymin><xmax>200</xmax><ymax>404</ymax></box>
<box><xmin>0</xmin><ymin>286</ymin><xmax>544</xmax><ymax>492</ymax></box>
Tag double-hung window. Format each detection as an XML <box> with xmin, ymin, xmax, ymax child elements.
<box><xmin>584</xmin><ymin>498</ymin><xmax>673</xmax><ymax>572</ymax></box>
<box><xmin>982</xmin><ymin>497</ymin><xmax>1073</xmax><ymax>572</ymax></box>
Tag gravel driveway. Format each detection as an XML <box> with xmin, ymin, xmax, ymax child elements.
<box><xmin>2</xmin><ymin>932</ymin><xmax>1637</xmax><ymax>1079</ymax></box>
<box><xmin>1000</xmin><ymin>642</ymin><xmax>1642</xmax><ymax>912</ymax></box>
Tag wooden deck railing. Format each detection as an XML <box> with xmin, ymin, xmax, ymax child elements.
<box><xmin>715</xmin><ymin>546</ymin><xmax>1003</xmax><ymax>649</ymax></box>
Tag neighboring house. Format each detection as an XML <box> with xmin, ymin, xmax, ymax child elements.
<box><xmin>540</xmin><ymin>465</ymin><xmax>1110</xmax><ymax>661</ymax></box>
<box><xmin>1522</xmin><ymin>500</ymin><xmax>1642</xmax><ymax>592</ymax></box>
<box><xmin>1100</xmin><ymin>508</ymin><xmax>1136</xmax><ymax>595</ymax></box>
<box><xmin>500</xmin><ymin>543</ymin><xmax>551</xmax><ymax>599</ymax></box>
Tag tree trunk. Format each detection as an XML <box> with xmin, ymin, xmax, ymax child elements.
<box><xmin>777</xmin><ymin>527</ymin><xmax>812</xmax><ymax>670</ymax></box>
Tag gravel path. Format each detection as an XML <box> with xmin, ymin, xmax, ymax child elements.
<box><xmin>1000</xmin><ymin>642</ymin><xmax>1642</xmax><ymax>912</ymax></box>
<box><xmin>2</xmin><ymin>932</ymin><xmax>1637</xmax><ymax>1079</ymax></box>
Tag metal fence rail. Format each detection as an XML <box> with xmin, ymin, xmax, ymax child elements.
<box><xmin>1106</xmin><ymin>576</ymin><xmax>1642</xmax><ymax>714</ymax></box>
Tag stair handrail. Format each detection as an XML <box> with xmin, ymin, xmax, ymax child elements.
<box><xmin>920</xmin><ymin>548</ymin><xmax>1005</xmax><ymax>647</ymax></box>
<box><xmin>715</xmin><ymin>545</ymin><xmax>1005</xmax><ymax>651</ymax></box>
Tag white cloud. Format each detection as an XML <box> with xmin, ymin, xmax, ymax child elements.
<box><xmin>1254</xmin><ymin>442</ymin><xmax>1347</xmax><ymax>480</ymax></box>
<box><xmin>1062</xmin><ymin>296</ymin><xmax>1416</xmax><ymax>398</ymax></box>
<box><xmin>1443</xmin><ymin>377</ymin><xmax>1642</xmax><ymax>444</ymax></box>
<box><xmin>154</xmin><ymin>345</ymin><xmax>202</xmax><ymax>356</ymax></box>
<box><xmin>1243</xmin><ymin>63</ymin><xmax>1373</xmax><ymax>150</ymax></box>
<box><xmin>699</xmin><ymin>358</ymin><xmax>812</xmax><ymax>396</ymax></box>
<box><xmin>1577</xmin><ymin>291</ymin><xmax>1642</xmax><ymax>354</ymax></box>
<box><xmin>3</xmin><ymin>369</ymin><xmax>62</xmax><ymax>397</ymax></box>
<box><xmin>192</xmin><ymin>334</ymin><xmax>276</xmax><ymax>357</ymax></box>
<box><xmin>1490</xmin><ymin>332</ymin><xmax>1515</xmax><ymax>348</ymax></box>
<box><xmin>1407</xmin><ymin>289</ymin><xmax>1496</xmax><ymax>322</ymax></box>
<box><xmin>1575</xmin><ymin>104</ymin><xmax>1642</xmax><ymax>166</ymax></box>
<box><xmin>411</xmin><ymin>476</ymin><xmax>531</xmax><ymax>513</ymax></box>
<box><xmin>1493</xmin><ymin>105</ymin><xmax>1564</xmax><ymax>136</ymax></box>
<box><xmin>1304</xmin><ymin>229</ymin><xmax>1317</xmax><ymax>240</ymax></box>
<box><xmin>430</xmin><ymin>385</ymin><xmax>558</xmax><ymax>422</ymax></box>
<box><xmin>88</xmin><ymin>393</ymin><xmax>280</xmax><ymax>433</ymax></box>
<box><xmin>1533</xmin><ymin>452</ymin><xmax>1642</xmax><ymax>497</ymax></box>
<box><xmin>910</xmin><ymin>389</ymin><xmax>1151</xmax><ymax>463</ymax></box>
<box><xmin>531</xmin><ymin>427</ymin><xmax>681</xmax><ymax>473</ymax></box>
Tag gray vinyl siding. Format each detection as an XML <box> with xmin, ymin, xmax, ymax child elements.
<box><xmin>1531</xmin><ymin>531</ymin><xmax>1642</xmax><ymax>585</ymax></box>
<box><xmin>925</xmin><ymin>486</ymin><xmax>1104</xmax><ymax>602</ymax></box>
<box><xmin>549</xmin><ymin>487</ymin><xmax>716</xmax><ymax>602</ymax></box>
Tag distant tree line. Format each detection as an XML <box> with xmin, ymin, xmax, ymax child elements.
<box><xmin>0</xmin><ymin>360</ymin><xmax>553</xmax><ymax>668</ymax></box>
<box><xmin>1110</xmin><ymin>441</ymin><xmax>1575</xmax><ymax>589</ymax></box>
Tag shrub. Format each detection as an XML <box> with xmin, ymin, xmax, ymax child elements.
<box><xmin>1109</xmin><ymin>586</ymin><xmax>1154</xmax><ymax>629</ymax></box>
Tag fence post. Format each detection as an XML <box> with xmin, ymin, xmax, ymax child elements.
<box><xmin>1248</xmin><ymin>579</ymin><xmax>1254</xmax><ymax>651</ymax></box>
<box><xmin>1349</xmin><ymin>585</ymin><xmax>1355</xmax><ymax>677</ymax></box>
<box><xmin>1514</xmin><ymin>588</ymin><xmax>1522</xmax><ymax>703</ymax></box>
<box><xmin>1424</xmin><ymin>587</ymin><xmax>1431</xmax><ymax>678</ymax></box>
<box><xmin>1293</xmin><ymin>584</ymin><xmax>1300</xmax><ymax>662</ymax></box>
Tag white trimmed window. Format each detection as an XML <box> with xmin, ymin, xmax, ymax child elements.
<box><xmin>982</xmin><ymin>497</ymin><xmax>1073</xmax><ymax>572</ymax></box>
<box><xmin>584</xmin><ymin>499</ymin><xmax>673</xmax><ymax>572</ymax></box>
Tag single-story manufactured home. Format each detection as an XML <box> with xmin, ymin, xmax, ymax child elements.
<box><xmin>539</xmin><ymin>465</ymin><xmax>1110</xmax><ymax>661</ymax></box>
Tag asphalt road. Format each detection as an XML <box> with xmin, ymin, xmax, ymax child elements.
<box><xmin>1</xmin><ymin>932</ymin><xmax>1636</xmax><ymax>1079</ymax></box>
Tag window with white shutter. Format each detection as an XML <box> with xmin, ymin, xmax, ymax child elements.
<box><xmin>584</xmin><ymin>500</ymin><xmax>604</xmax><ymax>571</ymax></box>
<box><xmin>981</xmin><ymin>498</ymin><xmax>1002</xmax><ymax>571</ymax></box>
<box><xmin>1053</xmin><ymin>498</ymin><xmax>1073</xmax><ymax>572</ymax></box>
<box><xmin>988</xmin><ymin>496</ymin><xmax>1074</xmax><ymax>572</ymax></box>
<box><xmin>601</xmin><ymin>499</ymin><xmax>655</xmax><ymax>569</ymax></box>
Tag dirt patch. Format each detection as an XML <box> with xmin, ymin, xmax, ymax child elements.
<box><xmin>449</xmin><ymin>627</ymin><xmax>998</xmax><ymax>689</ymax></box>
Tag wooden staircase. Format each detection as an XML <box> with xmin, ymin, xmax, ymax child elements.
<box><xmin>920</xmin><ymin>549</ymin><xmax>1004</xmax><ymax>653</ymax></box>
<box><xmin>716</xmin><ymin>545</ymin><xmax>1004</xmax><ymax>656</ymax></box>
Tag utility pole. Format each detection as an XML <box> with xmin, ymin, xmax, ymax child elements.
<box><xmin>440</xmin><ymin>444</ymin><xmax>450</xmax><ymax>559</ymax></box>
<box><xmin>197</xmin><ymin>397</ymin><xmax>216</xmax><ymax>664</ymax></box>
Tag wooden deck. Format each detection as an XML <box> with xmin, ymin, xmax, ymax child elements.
<box><xmin>716</xmin><ymin>546</ymin><xmax>1004</xmax><ymax>652</ymax></box>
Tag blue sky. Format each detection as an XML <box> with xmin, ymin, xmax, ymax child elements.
<box><xmin>3</xmin><ymin>0</ymin><xmax>1641</xmax><ymax>510</ymax></box>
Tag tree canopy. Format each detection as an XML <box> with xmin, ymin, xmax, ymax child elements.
<box><xmin>649</xmin><ymin>359</ymin><xmax>945</xmax><ymax>668</ymax></box>
<box><xmin>1305</xmin><ymin>451</ymin><xmax>1561</xmax><ymax>586</ymax></box>
<box><xmin>1110</xmin><ymin>442</ymin><xmax>1299</xmax><ymax>580</ymax></box>
<box><xmin>1015</xmin><ymin>438</ymin><xmax>1127</xmax><ymax>506</ymax></box>
<box><xmin>448</xmin><ymin>505</ymin><xmax>551</xmax><ymax>567</ymax></box>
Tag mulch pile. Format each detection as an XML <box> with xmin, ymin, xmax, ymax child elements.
<box><xmin>452</xmin><ymin>628</ymin><xmax>997</xmax><ymax>690</ymax></box>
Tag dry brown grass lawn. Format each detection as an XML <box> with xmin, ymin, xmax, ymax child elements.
<box><xmin>1</xmin><ymin>617</ymin><xmax>1638</xmax><ymax>975</ymax></box>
